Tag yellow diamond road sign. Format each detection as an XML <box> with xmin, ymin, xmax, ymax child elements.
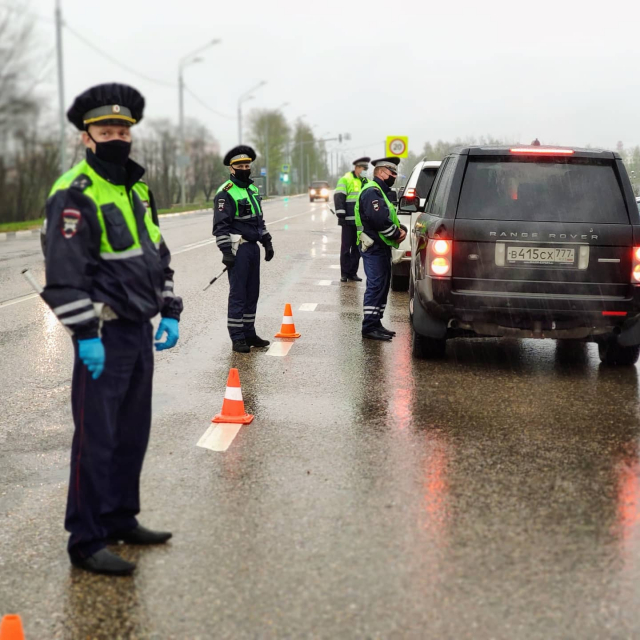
<box><xmin>386</xmin><ymin>136</ymin><xmax>409</xmax><ymax>158</ymax></box>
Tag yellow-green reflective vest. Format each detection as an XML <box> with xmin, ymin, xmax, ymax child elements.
<box><xmin>355</xmin><ymin>181</ymin><xmax>402</xmax><ymax>249</ymax></box>
<box><xmin>216</xmin><ymin>180</ymin><xmax>262</xmax><ymax>218</ymax></box>
<box><xmin>49</xmin><ymin>161</ymin><xmax>162</xmax><ymax>259</ymax></box>
<box><xmin>335</xmin><ymin>171</ymin><xmax>367</xmax><ymax>207</ymax></box>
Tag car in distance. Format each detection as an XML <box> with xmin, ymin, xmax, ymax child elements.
<box><xmin>393</xmin><ymin>160</ymin><xmax>441</xmax><ymax>291</ymax></box>
<box><xmin>309</xmin><ymin>181</ymin><xmax>330</xmax><ymax>202</ymax></box>
<box><xmin>411</xmin><ymin>145</ymin><xmax>640</xmax><ymax>364</ymax></box>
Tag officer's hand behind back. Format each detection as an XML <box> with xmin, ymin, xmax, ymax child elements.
<box><xmin>78</xmin><ymin>338</ymin><xmax>105</xmax><ymax>380</ymax></box>
<box><xmin>222</xmin><ymin>253</ymin><xmax>236</xmax><ymax>269</ymax></box>
<box><xmin>264</xmin><ymin>244</ymin><xmax>275</xmax><ymax>262</ymax></box>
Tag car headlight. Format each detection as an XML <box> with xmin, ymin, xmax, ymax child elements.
<box><xmin>320</xmin><ymin>188</ymin><xmax>328</xmax><ymax>196</ymax></box>
<box><xmin>310</xmin><ymin>189</ymin><xmax>316</xmax><ymax>195</ymax></box>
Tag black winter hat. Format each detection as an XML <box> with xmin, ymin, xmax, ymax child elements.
<box><xmin>67</xmin><ymin>83</ymin><xmax>145</xmax><ymax>131</ymax></box>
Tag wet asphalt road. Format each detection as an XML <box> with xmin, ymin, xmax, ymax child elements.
<box><xmin>1</xmin><ymin>196</ymin><xmax>640</xmax><ymax>639</ymax></box>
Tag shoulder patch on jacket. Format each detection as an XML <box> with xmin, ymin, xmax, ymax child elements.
<box><xmin>223</xmin><ymin>182</ymin><xmax>233</xmax><ymax>192</ymax></box>
<box><xmin>372</xmin><ymin>200</ymin><xmax>380</xmax><ymax>211</ymax></box>
<box><xmin>70</xmin><ymin>174</ymin><xmax>92</xmax><ymax>192</ymax></box>
<box><xmin>61</xmin><ymin>209</ymin><xmax>82</xmax><ymax>238</ymax></box>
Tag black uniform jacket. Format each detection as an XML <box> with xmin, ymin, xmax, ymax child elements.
<box><xmin>43</xmin><ymin>150</ymin><xmax>183</xmax><ymax>339</ymax></box>
<box><xmin>212</xmin><ymin>175</ymin><xmax>272</xmax><ymax>254</ymax></box>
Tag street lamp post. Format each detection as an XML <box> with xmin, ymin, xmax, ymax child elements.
<box><xmin>237</xmin><ymin>81</ymin><xmax>267</xmax><ymax>145</ymax></box>
<box><xmin>178</xmin><ymin>38</ymin><xmax>221</xmax><ymax>205</ymax></box>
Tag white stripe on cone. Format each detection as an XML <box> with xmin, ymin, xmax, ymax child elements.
<box><xmin>225</xmin><ymin>387</ymin><xmax>243</xmax><ymax>401</ymax></box>
<box><xmin>282</xmin><ymin>317</ymin><xmax>295</xmax><ymax>325</ymax></box>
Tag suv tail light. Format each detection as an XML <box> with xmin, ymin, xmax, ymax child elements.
<box><xmin>404</xmin><ymin>188</ymin><xmax>417</xmax><ymax>200</ymax></box>
<box><xmin>632</xmin><ymin>247</ymin><xmax>640</xmax><ymax>283</ymax></box>
<box><xmin>428</xmin><ymin>239</ymin><xmax>452</xmax><ymax>277</ymax></box>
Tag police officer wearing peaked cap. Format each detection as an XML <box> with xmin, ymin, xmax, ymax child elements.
<box><xmin>213</xmin><ymin>145</ymin><xmax>274</xmax><ymax>353</ymax></box>
<box><xmin>42</xmin><ymin>83</ymin><xmax>183</xmax><ymax>576</ymax></box>
<box><xmin>334</xmin><ymin>157</ymin><xmax>370</xmax><ymax>282</ymax></box>
<box><xmin>354</xmin><ymin>156</ymin><xmax>407</xmax><ymax>341</ymax></box>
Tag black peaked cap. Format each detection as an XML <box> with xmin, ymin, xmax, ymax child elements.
<box><xmin>353</xmin><ymin>156</ymin><xmax>371</xmax><ymax>166</ymax></box>
<box><xmin>67</xmin><ymin>83</ymin><xmax>145</xmax><ymax>131</ymax></box>
<box><xmin>224</xmin><ymin>145</ymin><xmax>257</xmax><ymax>167</ymax></box>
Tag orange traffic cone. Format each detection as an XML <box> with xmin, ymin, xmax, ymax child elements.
<box><xmin>212</xmin><ymin>368</ymin><xmax>254</xmax><ymax>425</ymax></box>
<box><xmin>0</xmin><ymin>615</ymin><xmax>25</xmax><ymax>640</ymax></box>
<box><xmin>275</xmin><ymin>304</ymin><xmax>301</xmax><ymax>338</ymax></box>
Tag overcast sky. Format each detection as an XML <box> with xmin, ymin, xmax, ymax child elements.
<box><xmin>26</xmin><ymin>0</ymin><xmax>640</xmax><ymax>159</ymax></box>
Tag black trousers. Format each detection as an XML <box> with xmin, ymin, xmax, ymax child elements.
<box><xmin>361</xmin><ymin>244</ymin><xmax>392</xmax><ymax>332</ymax></box>
<box><xmin>66</xmin><ymin>320</ymin><xmax>154</xmax><ymax>559</ymax></box>
<box><xmin>227</xmin><ymin>242</ymin><xmax>260</xmax><ymax>342</ymax></box>
<box><xmin>340</xmin><ymin>224</ymin><xmax>360</xmax><ymax>278</ymax></box>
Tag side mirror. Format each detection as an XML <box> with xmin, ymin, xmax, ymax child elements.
<box><xmin>397</xmin><ymin>186</ymin><xmax>406</xmax><ymax>199</ymax></box>
<box><xmin>399</xmin><ymin>195</ymin><xmax>418</xmax><ymax>212</ymax></box>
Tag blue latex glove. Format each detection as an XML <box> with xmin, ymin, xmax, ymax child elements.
<box><xmin>155</xmin><ymin>318</ymin><xmax>179</xmax><ymax>351</ymax></box>
<box><xmin>78</xmin><ymin>338</ymin><xmax>105</xmax><ymax>380</ymax></box>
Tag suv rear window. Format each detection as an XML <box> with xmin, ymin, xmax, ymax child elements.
<box><xmin>416</xmin><ymin>168</ymin><xmax>438</xmax><ymax>199</ymax></box>
<box><xmin>457</xmin><ymin>158</ymin><xmax>629</xmax><ymax>223</ymax></box>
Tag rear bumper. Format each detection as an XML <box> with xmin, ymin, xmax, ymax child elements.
<box><xmin>413</xmin><ymin>276</ymin><xmax>640</xmax><ymax>343</ymax></box>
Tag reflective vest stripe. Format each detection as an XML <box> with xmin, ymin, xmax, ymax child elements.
<box><xmin>100</xmin><ymin>247</ymin><xmax>144</xmax><ymax>260</ymax></box>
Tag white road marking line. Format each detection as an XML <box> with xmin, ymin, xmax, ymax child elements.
<box><xmin>0</xmin><ymin>293</ymin><xmax>40</xmax><ymax>309</ymax></box>
<box><xmin>266</xmin><ymin>341</ymin><xmax>295</xmax><ymax>357</ymax></box>
<box><xmin>197</xmin><ymin>423</ymin><xmax>243</xmax><ymax>452</ymax></box>
<box><xmin>329</xmin><ymin>265</ymin><xmax>340</xmax><ymax>269</ymax></box>
<box><xmin>318</xmin><ymin>280</ymin><xmax>332</xmax><ymax>286</ymax></box>
<box><xmin>299</xmin><ymin>303</ymin><xmax>318</xmax><ymax>311</ymax></box>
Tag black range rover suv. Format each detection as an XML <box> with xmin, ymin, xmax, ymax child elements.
<box><xmin>410</xmin><ymin>145</ymin><xmax>640</xmax><ymax>364</ymax></box>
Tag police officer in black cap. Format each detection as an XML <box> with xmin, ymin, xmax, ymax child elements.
<box><xmin>334</xmin><ymin>156</ymin><xmax>370</xmax><ymax>282</ymax></box>
<box><xmin>354</xmin><ymin>157</ymin><xmax>407</xmax><ymax>341</ymax></box>
<box><xmin>213</xmin><ymin>146</ymin><xmax>274</xmax><ymax>353</ymax></box>
<box><xmin>42</xmin><ymin>83</ymin><xmax>183</xmax><ymax>575</ymax></box>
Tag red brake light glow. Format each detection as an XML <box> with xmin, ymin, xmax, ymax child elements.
<box><xmin>602</xmin><ymin>311</ymin><xmax>628</xmax><ymax>317</ymax></box>
<box><xmin>433</xmin><ymin>240</ymin><xmax>450</xmax><ymax>255</ymax></box>
<box><xmin>404</xmin><ymin>188</ymin><xmax>417</xmax><ymax>199</ymax></box>
<box><xmin>634</xmin><ymin>248</ymin><xmax>640</xmax><ymax>262</ymax></box>
<box><xmin>510</xmin><ymin>148</ymin><xmax>575</xmax><ymax>156</ymax></box>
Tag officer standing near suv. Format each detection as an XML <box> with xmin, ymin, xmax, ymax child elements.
<box><xmin>355</xmin><ymin>157</ymin><xmax>407</xmax><ymax>341</ymax></box>
<box><xmin>334</xmin><ymin>157</ymin><xmax>370</xmax><ymax>282</ymax></box>
<box><xmin>43</xmin><ymin>83</ymin><xmax>183</xmax><ymax>576</ymax></box>
<box><xmin>213</xmin><ymin>146</ymin><xmax>274</xmax><ymax>353</ymax></box>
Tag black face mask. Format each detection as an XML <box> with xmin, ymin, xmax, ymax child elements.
<box><xmin>89</xmin><ymin>135</ymin><xmax>132</xmax><ymax>167</ymax></box>
<box><xmin>385</xmin><ymin>175</ymin><xmax>397</xmax><ymax>188</ymax></box>
<box><xmin>233</xmin><ymin>168</ymin><xmax>251</xmax><ymax>182</ymax></box>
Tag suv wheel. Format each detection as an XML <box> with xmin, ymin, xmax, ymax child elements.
<box><xmin>412</xmin><ymin>325</ymin><xmax>447</xmax><ymax>359</ymax></box>
<box><xmin>598</xmin><ymin>338</ymin><xmax>640</xmax><ymax>366</ymax></box>
<box><xmin>391</xmin><ymin>274</ymin><xmax>409</xmax><ymax>292</ymax></box>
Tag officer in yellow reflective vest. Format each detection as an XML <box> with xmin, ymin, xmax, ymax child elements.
<box><xmin>334</xmin><ymin>157</ymin><xmax>370</xmax><ymax>282</ymax></box>
<box><xmin>355</xmin><ymin>157</ymin><xmax>407</xmax><ymax>341</ymax></box>
<box><xmin>43</xmin><ymin>84</ymin><xmax>183</xmax><ymax>576</ymax></box>
<box><xmin>213</xmin><ymin>146</ymin><xmax>274</xmax><ymax>353</ymax></box>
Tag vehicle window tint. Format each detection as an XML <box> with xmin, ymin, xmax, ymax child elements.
<box><xmin>430</xmin><ymin>159</ymin><xmax>455</xmax><ymax>217</ymax></box>
<box><xmin>311</xmin><ymin>182</ymin><xmax>329</xmax><ymax>188</ymax></box>
<box><xmin>416</xmin><ymin>168</ymin><xmax>438</xmax><ymax>199</ymax></box>
<box><xmin>457</xmin><ymin>158</ymin><xmax>629</xmax><ymax>223</ymax></box>
<box><xmin>426</xmin><ymin>159</ymin><xmax>448</xmax><ymax>214</ymax></box>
